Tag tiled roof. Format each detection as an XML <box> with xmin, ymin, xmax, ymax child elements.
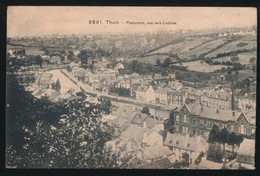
<box><xmin>137</xmin><ymin>157</ymin><xmax>173</xmax><ymax>169</ymax></box>
<box><xmin>154</xmin><ymin>157</ymin><xmax>173</xmax><ymax>169</ymax></box>
<box><xmin>131</xmin><ymin>112</ymin><xmax>149</xmax><ymax>125</ymax></box>
<box><xmin>145</xmin><ymin>116</ymin><xmax>161</xmax><ymax>129</ymax></box>
<box><xmin>237</xmin><ymin>139</ymin><xmax>255</xmax><ymax>158</ymax></box>
<box><xmin>142</xmin><ymin>145</ymin><xmax>172</xmax><ymax>160</ymax></box>
<box><xmin>109</xmin><ymin>117</ymin><xmax>131</xmax><ymax>131</ymax></box>
<box><xmin>137</xmin><ymin>85</ymin><xmax>153</xmax><ymax>92</ymax></box>
<box><xmin>164</xmin><ymin>132</ymin><xmax>208</xmax><ymax>152</ymax></box>
<box><xmin>185</xmin><ymin>104</ymin><xmax>239</xmax><ymax>122</ymax></box>
<box><xmin>112</xmin><ymin>105</ymin><xmax>141</xmax><ymax>119</ymax></box>
<box><xmin>243</xmin><ymin>111</ymin><xmax>256</xmax><ymax>124</ymax></box>
<box><xmin>155</xmin><ymin>87</ymin><xmax>171</xmax><ymax>94</ymax></box>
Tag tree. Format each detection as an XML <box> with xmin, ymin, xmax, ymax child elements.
<box><xmin>252</xmin><ymin>65</ymin><xmax>256</xmax><ymax>73</ymax></box>
<box><xmin>228</xmin><ymin>132</ymin><xmax>236</xmax><ymax>153</ymax></box>
<box><xmin>230</xmin><ymin>54</ymin><xmax>240</xmax><ymax>63</ymax></box>
<box><xmin>161</xmin><ymin>70</ymin><xmax>169</xmax><ymax>76</ymax></box>
<box><xmin>55</xmin><ymin>79</ymin><xmax>61</xmax><ymax>91</ymax></box>
<box><xmin>156</xmin><ymin>58</ymin><xmax>161</xmax><ymax>66</ymax></box>
<box><xmin>249</xmin><ymin>57</ymin><xmax>256</xmax><ymax>65</ymax></box>
<box><xmin>162</xmin><ymin>57</ymin><xmax>171</xmax><ymax>68</ymax></box>
<box><xmin>208</xmin><ymin>124</ymin><xmax>220</xmax><ymax>143</ymax></box>
<box><xmin>219</xmin><ymin>128</ymin><xmax>229</xmax><ymax>152</ymax></box>
<box><xmin>207</xmin><ymin>143</ymin><xmax>224</xmax><ymax>163</ymax></box>
<box><xmin>235</xmin><ymin>134</ymin><xmax>244</xmax><ymax>147</ymax></box>
<box><xmin>6</xmin><ymin>73</ymin><xmax>134</xmax><ymax>168</ymax></box>
<box><xmin>182</xmin><ymin>152</ymin><xmax>191</xmax><ymax>167</ymax></box>
<box><xmin>34</xmin><ymin>55</ymin><xmax>43</xmax><ymax>68</ymax></box>
<box><xmin>141</xmin><ymin>107</ymin><xmax>150</xmax><ymax>115</ymax></box>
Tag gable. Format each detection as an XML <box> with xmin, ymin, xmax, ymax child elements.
<box><xmin>236</xmin><ymin>113</ymin><xmax>249</xmax><ymax>125</ymax></box>
<box><xmin>180</xmin><ymin>104</ymin><xmax>190</xmax><ymax>115</ymax></box>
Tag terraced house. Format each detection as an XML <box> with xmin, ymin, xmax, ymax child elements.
<box><xmin>169</xmin><ymin>104</ymin><xmax>255</xmax><ymax>139</ymax></box>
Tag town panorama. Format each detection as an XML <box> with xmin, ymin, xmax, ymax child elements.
<box><xmin>6</xmin><ymin>26</ymin><xmax>256</xmax><ymax>169</ymax></box>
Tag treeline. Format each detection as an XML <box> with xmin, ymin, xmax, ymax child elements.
<box><xmin>109</xmin><ymin>86</ymin><xmax>131</xmax><ymax>97</ymax></box>
<box><xmin>215</xmin><ymin>48</ymin><xmax>256</xmax><ymax>58</ymax></box>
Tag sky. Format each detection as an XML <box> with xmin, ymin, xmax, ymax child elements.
<box><xmin>7</xmin><ymin>6</ymin><xmax>257</xmax><ymax>37</ymax></box>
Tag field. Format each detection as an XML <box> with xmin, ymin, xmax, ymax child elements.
<box><xmin>205</xmin><ymin>40</ymin><xmax>257</xmax><ymax>58</ymax></box>
<box><xmin>183</xmin><ymin>37</ymin><xmax>226</xmax><ymax>57</ymax></box>
<box><xmin>172</xmin><ymin>60</ymin><xmax>231</xmax><ymax>72</ymax></box>
<box><xmin>213</xmin><ymin>52</ymin><xmax>257</xmax><ymax>65</ymax></box>
<box><xmin>149</xmin><ymin>37</ymin><xmax>210</xmax><ymax>55</ymax></box>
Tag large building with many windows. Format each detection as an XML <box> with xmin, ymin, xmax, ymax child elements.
<box><xmin>169</xmin><ymin>103</ymin><xmax>255</xmax><ymax>139</ymax></box>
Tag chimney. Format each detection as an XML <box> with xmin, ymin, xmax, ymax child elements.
<box><xmin>232</xmin><ymin>111</ymin><xmax>235</xmax><ymax>116</ymax></box>
<box><xmin>201</xmin><ymin>107</ymin><xmax>203</xmax><ymax>111</ymax></box>
<box><xmin>216</xmin><ymin>109</ymin><xmax>219</xmax><ymax>113</ymax></box>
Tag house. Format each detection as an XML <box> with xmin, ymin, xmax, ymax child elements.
<box><xmin>137</xmin><ymin>157</ymin><xmax>173</xmax><ymax>169</ymax></box>
<box><xmin>168</xmin><ymin>81</ymin><xmax>183</xmax><ymax>90</ymax></box>
<box><xmin>135</xmin><ymin>85</ymin><xmax>155</xmax><ymax>103</ymax></box>
<box><xmin>114</xmin><ymin>63</ymin><xmax>124</xmax><ymax>71</ymax></box>
<box><xmin>120</xmin><ymin>125</ymin><xmax>163</xmax><ymax>151</ymax></box>
<box><xmin>138</xmin><ymin>145</ymin><xmax>173</xmax><ymax>161</ymax></box>
<box><xmin>112</xmin><ymin>104</ymin><xmax>141</xmax><ymax>120</ymax></box>
<box><xmin>50</xmin><ymin>56</ymin><xmax>62</xmax><ymax>64</ymax></box>
<box><xmin>41</xmin><ymin>55</ymin><xmax>51</xmax><ymax>62</ymax></box>
<box><xmin>153</xmin><ymin>73</ymin><xmax>176</xmax><ymax>84</ymax></box>
<box><xmin>237</xmin><ymin>95</ymin><xmax>256</xmax><ymax>111</ymax></box>
<box><xmin>130</xmin><ymin>73</ymin><xmax>144</xmax><ymax>84</ymax></box>
<box><xmin>38</xmin><ymin>73</ymin><xmax>53</xmax><ymax>89</ymax></box>
<box><xmin>155</xmin><ymin>87</ymin><xmax>171</xmax><ymax>105</ymax></box>
<box><xmin>164</xmin><ymin>132</ymin><xmax>208</xmax><ymax>164</ymax></box>
<box><xmin>106</xmin><ymin>117</ymin><xmax>131</xmax><ymax>137</ymax></box>
<box><xmin>167</xmin><ymin>90</ymin><xmax>185</xmax><ymax>106</ymax></box>
<box><xmin>170</xmin><ymin>103</ymin><xmax>256</xmax><ymax>139</ymax></box>
<box><xmin>227</xmin><ymin>139</ymin><xmax>255</xmax><ymax>170</ymax></box>
<box><xmin>201</xmin><ymin>89</ymin><xmax>238</xmax><ymax>110</ymax></box>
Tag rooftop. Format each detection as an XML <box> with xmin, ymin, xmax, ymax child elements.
<box><xmin>164</xmin><ymin>132</ymin><xmax>208</xmax><ymax>152</ymax></box>
<box><xmin>185</xmin><ymin>104</ymin><xmax>239</xmax><ymax>122</ymax></box>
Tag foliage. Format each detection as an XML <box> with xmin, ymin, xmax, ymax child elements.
<box><xmin>109</xmin><ymin>86</ymin><xmax>131</xmax><ymax>97</ymax></box>
<box><xmin>208</xmin><ymin>124</ymin><xmax>220</xmax><ymax>143</ymax></box>
<box><xmin>6</xmin><ymin>73</ymin><xmax>134</xmax><ymax>168</ymax></box>
<box><xmin>162</xmin><ymin>57</ymin><xmax>171</xmax><ymax>68</ymax></box>
<box><xmin>156</xmin><ymin>58</ymin><xmax>161</xmax><ymax>66</ymax></box>
<box><xmin>207</xmin><ymin>143</ymin><xmax>224</xmax><ymax>163</ymax></box>
<box><xmin>249</xmin><ymin>57</ymin><xmax>256</xmax><ymax>65</ymax></box>
<box><xmin>161</xmin><ymin>70</ymin><xmax>169</xmax><ymax>76</ymax></box>
<box><xmin>141</xmin><ymin>107</ymin><xmax>150</xmax><ymax>115</ymax></box>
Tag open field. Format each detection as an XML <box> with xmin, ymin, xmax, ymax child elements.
<box><xmin>206</xmin><ymin>40</ymin><xmax>257</xmax><ymax>58</ymax></box>
<box><xmin>172</xmin><ymin>60</ymin><xmax>231</xmax><ymax>72</ymax></box>
<box><xmin>183</xmin><ymin>37</ymin><xmax>226</xmax><ymax>57</ymax></box>
<box><xmin>149</xmin><ymin>37</ymin><xmax>210</xmax><ymax>55</ymax></box>
<box><xmin>213</xmin><ymin>52</ymin><xmax>257</xmax><ymax>65</ymax></box>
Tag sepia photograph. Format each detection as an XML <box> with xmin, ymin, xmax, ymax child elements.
<box><xmin>6</xmin><ymin>6</ymin><xmax>257</xmax><ymax>169</ymax></box>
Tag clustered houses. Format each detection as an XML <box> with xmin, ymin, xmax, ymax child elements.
<box><xmin>169</xmin><ymin>104</ymin><xmax>256</xmax><ymax>138</ymax></box>
<box><xmin>237</xmin><ymin>95</ymin><xmax>256</xmax><ymax>111</ymax></box>
<box><xmin>201</xmin><ymin>89</ymin><xmax>238</xmax><ymax>110</ymax></box>
<box><xmin>135</xmin><ymin>85</ymin><xmax>155</xmax><ymax>103</ymax></box>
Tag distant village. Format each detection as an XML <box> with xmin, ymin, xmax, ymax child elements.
<box><xmin>7</xmin><ymin>29</ymin><xmax>256</xmax><ymax>169</ymax></box>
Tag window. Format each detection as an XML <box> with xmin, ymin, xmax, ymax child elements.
<box><xmin>176</xmin><ymin>125</ymin><xmax>179</xmax><ymax>132</ymax></box>
<box><xmin>183</xmin><ymin>115</ymin><xmax>187</xmax><ymax>123</ymax></box>
<box><xmin>176</xmin><ymin>115</ymin><xmax>179</xmax><ymax>122</ymax></box>
<box><xmin>239</xmin><ymin>124</ymin><xmax>246</xmax><ymax>134</ymax></box>
<box><xmin>230</xmin><ymin>125</ymin><xmax>234</xmax><ymax>132</ymax></box>
<box><xmin>252</xmin><ymin>128</ymin><xmax>255</xmax><ymax>134</ymax></box>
